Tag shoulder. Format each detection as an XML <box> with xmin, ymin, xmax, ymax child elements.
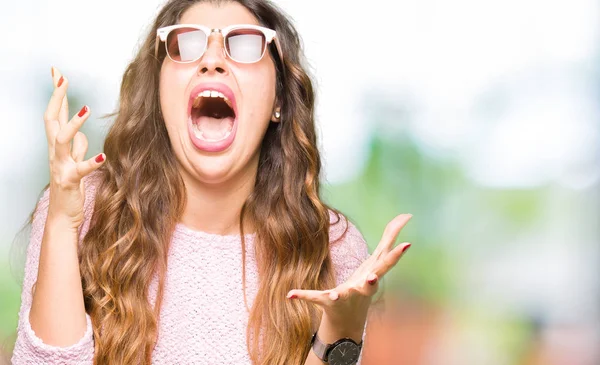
<box><xmin>328</xmin><ymin>210</ymin><xmax>370</xmax><ymax>285</ymax></box>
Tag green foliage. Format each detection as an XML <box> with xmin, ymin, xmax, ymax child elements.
<box><xmin>0</xmin><ymin>260</ymin><xmax>20</xmax><ymax>356</ymax></box>
<box><xmin>323</xmin><ymin>134</ymin><xmax>463</xmax><ymax>303</ymax></box>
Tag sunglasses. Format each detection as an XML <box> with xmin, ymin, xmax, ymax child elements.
<box><xmin>155</xmin><ymin>24</ymin><xmax>283</xmax><ymax>65</ymax></box>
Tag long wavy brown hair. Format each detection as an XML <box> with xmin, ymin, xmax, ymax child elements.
<box><xmin>58</xmin><ymin>0</ymin><xmax>344</xmax><ymax>364</ymax></box>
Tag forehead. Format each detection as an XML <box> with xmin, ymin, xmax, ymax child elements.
<box><xmin>179</xmin><ymin>2</ymin><xmax>260</xmax><ymax>28</ymax></box>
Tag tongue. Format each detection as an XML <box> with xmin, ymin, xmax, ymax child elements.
<box><xmin>195</xmin><ymin>116</ymin><xmax>234</xmax><ymax>139</ymax></box>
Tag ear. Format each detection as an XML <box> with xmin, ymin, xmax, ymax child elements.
<box><xmin>270</xmin><ymin>105</ymin><xmax>281</xmax><ymax>123</ymax></box>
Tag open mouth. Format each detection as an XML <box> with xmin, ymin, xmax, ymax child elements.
<box><xmin>189</xmin><ymin>90</ymin><xmax>236</xmax><ymax>142</ymax></box>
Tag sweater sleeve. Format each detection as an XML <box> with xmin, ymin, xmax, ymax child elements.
<box><xmin>11</xmin><ymin>173</ymin><xmax>100</xmax><ymax>364</ymax></box>
<box><xmin>328</xmin><ymin>212</ymin><xmax>370</xmax><ymax>286</ymax></box>
<box><xmin>328</xmin><ymin>211</ymin><xmax>370</xmax><ymax>365</ymax></box>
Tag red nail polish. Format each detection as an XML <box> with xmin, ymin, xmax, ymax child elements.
<box><xmin>95</xmin><ymin>153</ymin><xmax>105</xmax><ymax>163</ymax></box>
<box><xmin>288</xmin><ymin>294</ymin><xmax>297</xmax><ymax>299</ymax></box>
<box><xmin>78</xmin><ymin>105</ymin><xmax>88</xmax><ymax>117</ymax></box>
<box><xmin>401</xmin><ymin>244</ymin><xmax>412</xmax><ymax>254</ymax></box>
<box><xmin>57</xmin><ymin>76</ymin><xmax>64</xmax><ymax>87</ymax></box>
<box><xmin>368</xmin><ymin>278</ymin><xmax>378</xmax><ymax>285</ymax></box>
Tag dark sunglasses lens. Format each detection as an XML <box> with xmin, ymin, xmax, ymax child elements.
<box><xmin>166</xmin><ymin>28</ymin><xmax>207</xmax><ymax>62</ymax></box>
<box><xmin>226</xmin><ymin>29</ymin><xmax>266</xmax><ymax>63</ymax></box>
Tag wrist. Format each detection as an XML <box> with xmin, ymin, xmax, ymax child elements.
<box><xmin>317</xmin><ymin>312</ymin><xmax>366</xmax><ymax>345</ymax></box>
<box><xmin>45</xmin><ymin>211</ymin><xmax>82</xmax><ymax>233</ymax></box>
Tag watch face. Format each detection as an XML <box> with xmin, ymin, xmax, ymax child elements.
<box><xmin>327</xmin><ymin>340</ymin><xmax>360</xmax><ymax>365</ymax></box>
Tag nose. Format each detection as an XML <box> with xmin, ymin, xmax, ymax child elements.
<box><xmin>197</xmin><ymin>33</ymin><xmax>228</xmax><ymax>75</ymax></box>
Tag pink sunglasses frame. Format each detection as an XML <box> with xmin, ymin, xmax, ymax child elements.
<box><xmin>155</xmin><ymin>23</ymin><xmax>284</xmax><ymax>65</ymax></box>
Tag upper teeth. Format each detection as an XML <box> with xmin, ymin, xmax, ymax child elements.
<box><xmin>193</xmin><ymin>90</ymin><xmax>232</xmax><ymax>109</ymax></box>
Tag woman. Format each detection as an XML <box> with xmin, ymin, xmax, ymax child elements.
<box><xmin>11</xmin><ymin>0</ymin><xmax>412</xmax><ymax>364</ymax></box>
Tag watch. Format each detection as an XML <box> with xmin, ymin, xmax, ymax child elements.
<box><xmin>310</xmin><ymin>332</ymin><xmax>362</xmax><ymax>365</ymax></box>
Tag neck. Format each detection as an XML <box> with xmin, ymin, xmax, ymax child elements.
<box><xmin>179</xmin><ymin>165</ymin><xmax>257</xmax><ymax>237</ymax></box>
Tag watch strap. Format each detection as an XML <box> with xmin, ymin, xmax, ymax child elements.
<box><xmin>311</xmin><ymin>332</ymin><xmax>363</xmax><ymax>362</ymax></box>
<box><xmin>310</xmin><ymin>332</ymin><xmax>329</xmax><ymax>361</ymax></box>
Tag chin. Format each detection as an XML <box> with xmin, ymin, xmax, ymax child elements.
<box><xmin>183</xmin><ymin>153</ymin><xmax>240</xmax><ymax>185</ymax></box>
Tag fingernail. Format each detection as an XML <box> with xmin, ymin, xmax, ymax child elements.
<box><xmin>95</xmin><ymin>153</ymin><xmax>105</xmax><ymax>163</ymax></box>
<box><xmin>367</xmin><ymin>273</ymin><xmax>378</xmax><ymax>285</ymax></box>
<box><xmin>57</xmin><ymin>76</ymin><xmax>64</xmax><ymax>88</ymax></box>
<box><xmin>288</xmin><ymin>294</ymin><xmax>297</xmax><ymax>299</ymax></box>
<box><xmin>401</xmin><ymin>243</ymin><xmax>412</xmax><ymax>254</ymax></box>
<box><xmin>78</xmin><ymin>105</ymin><xmax>88</xmax><ymax>118</ymax></box>
<box><xmin>51</xmin><ymin>67</ymin><xmax>54</xmax><ymax>77</ymax></box>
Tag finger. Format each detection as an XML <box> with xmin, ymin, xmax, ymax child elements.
<box><xmin>51</xmin><ymin>67</ymin><xmax>69</xmax><ymax>127</ymax></box>
<box><xmin>372</xmin><ymin>214</ymin><xmax>412</xmax><ymax>258</ymax></box>
<box><xmin>51</xmin><ymin>66</ymin><xmax>58</xmax><ymax>84</ymax></box>
<box><xmin>367</xmin><ymin>273</ymin><xmax>378</xmax><ymax>286</ymax></box>
<box><xmin>338</xmin><ymin>272</ymin><xmax>378</xmax><ymax>297</ymax></box>
<box><xmin>355</xmin><ymin>274</ymin><xmax>379</xmax><ymax>297</ymax></box>
<box><xmin>55</xmin><ymin>105</ymin><xmax>89</xmax><ymax>160</ymax></box>
<box><xmin>287</xmin><ymin>289</ymin><xmax>339</xmax><ymax>306</ymax></box>
<box><xmin>59</xmin><ymin>89</ymin><xmax>69</xmax><ymax>127</ymax></box>
<box><xmin>76</xmin><ymin>153</ymin><xmax>106</xmax><ymax>178</ymax></box>
<box><xmin>71</xmin><ymin>131</ymin><xmax>88</xmax><ymax>162</ymax></box>
<box><xmin>44</xmin><ymin>69</ymin><xmax>68</xmax><ymax>142</ymax></box>
<box><xmin>373</xmin><ymin>242</ymin><xmax>411</xmax><ymax>278</ymax></box>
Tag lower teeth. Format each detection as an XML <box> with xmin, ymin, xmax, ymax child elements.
<box><xmin>192</xmin><ymin>123</ymin><xmax>232</xmax><ymax>142</ymax></box>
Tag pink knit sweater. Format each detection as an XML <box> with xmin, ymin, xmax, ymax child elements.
<box><xmin>11</xmin><ymin>173</ymin><xmax>370</xmax><ymax>364</ymax></box>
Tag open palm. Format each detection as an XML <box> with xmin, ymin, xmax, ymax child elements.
<box><xmin>287</xmin><ymin>214</ymin><xmax>413</xmax><ymax>328</ymax></box>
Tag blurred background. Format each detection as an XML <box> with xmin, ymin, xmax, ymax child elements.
<box><xmin>1</xmin><ymin>0</ymin><xmax>598</xmax><ymax>364</ymax></box>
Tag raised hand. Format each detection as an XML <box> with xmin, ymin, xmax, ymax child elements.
<box><xmin>44</xmin><ymin>67</ymin><xmax>105</xmax><ymax>229</ymax></box>
<box><xmin>25</xmin><ymin>68</ymin><xmax>106</xmax><ymax>347</ymax></box>
<box><xmin>287</xmin><ymin>214</ymin><xmax>412</xmax><ymax>333</ymax></box>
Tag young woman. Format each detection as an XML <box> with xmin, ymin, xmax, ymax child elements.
<box><xmin>11</xmin><ymin>0</ymin><xmax>412</xmax><ymax>364</ymax></box>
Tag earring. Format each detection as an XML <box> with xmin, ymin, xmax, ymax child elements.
<box><xmin>274</xmin><ymin>111</ymin><xmax>281</xmax><ymax>120</ymax></box>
